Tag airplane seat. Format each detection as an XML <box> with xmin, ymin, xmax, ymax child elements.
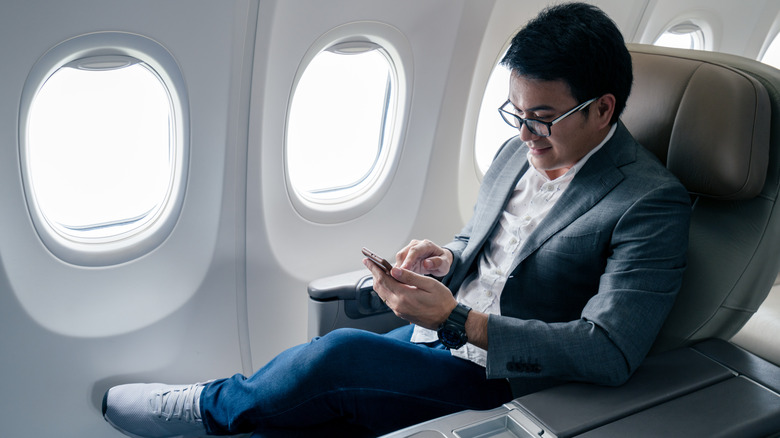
<box><xmin>378</xmin><ymin>46</ymin><xmax>780</xmax><ymax>437</ymax></box>
<box><xmin>621</xmin><ymin>44</ymin><xmax>780</xmax><ymax>358</ymax></box>
<box><xmin>308</xmin><ymin>44</ymin><xmax>780</xmax><ymax>361</ymax></box>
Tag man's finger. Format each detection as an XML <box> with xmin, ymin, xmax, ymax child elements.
<box><xmin>390</xmin><ymin>267</ymin><xmax>437</xmax><ymax>292</ymax></box>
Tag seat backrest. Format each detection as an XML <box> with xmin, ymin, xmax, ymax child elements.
<box><xmin>622</xmin><ymin>44</ymin><xmax>780</xmax><ymax>352</ymax></box>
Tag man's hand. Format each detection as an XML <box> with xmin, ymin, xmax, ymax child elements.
<box><xmin>395</xmin><ymin>239</ymin><xmax>453</xmax><ymax>278</ymax></box>
<box><xmin>363</xmin><ymin>259</ymin><xmax>457</xmax><ymax>330</ymax></box>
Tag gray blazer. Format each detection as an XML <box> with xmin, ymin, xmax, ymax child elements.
<box><xmin>443</xmin><ymin>122</ymin><xmax>691</xmax><ymax>396</ymax></box>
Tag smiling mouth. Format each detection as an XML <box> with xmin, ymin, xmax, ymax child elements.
<box><xmin>528</xmin><ymin>144</ymin><xmax>551</xmax><ymax>154</ymax></box>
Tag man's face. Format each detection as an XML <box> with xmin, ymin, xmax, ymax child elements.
<box><xmin>507</xmin><ymin>73</ymin><xmax>606</xmax><ymax>179</ymax></box>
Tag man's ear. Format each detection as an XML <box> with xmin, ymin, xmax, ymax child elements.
<box><xmin>594</xmin><ymin>94</ymin><xmax>616</xmax><ymax>129</ymax></box>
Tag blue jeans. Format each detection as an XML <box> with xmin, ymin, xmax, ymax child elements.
<box><xmin>199</xmin><ymin>325</ymin><xmax>513</xmax><ymax>437</ymax></box>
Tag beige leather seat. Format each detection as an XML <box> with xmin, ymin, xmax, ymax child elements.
<box><xmin>313</xmin><ymin>44</ymin><xmax>780</xmax><ymax>438</ymax></box>
<box><xmin>381</xmin><ymin>45</ymin><xmax>780</xmax><ymax>438</ymax></box>
<box><xmin>622</xmin><ymin>44</ymin><xmax>779</xmax><ymax>355</ymax></box>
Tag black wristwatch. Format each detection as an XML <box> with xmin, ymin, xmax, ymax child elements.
<box><xmin>437</xmin><ymin>303</ymin><xmax>472</xmax><ymax>349</ymax></box>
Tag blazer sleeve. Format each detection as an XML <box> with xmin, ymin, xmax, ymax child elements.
<box><xmin>440</xmin><ymin>224</ymin><xmax>471</xmax><ymax>287</ymax></box>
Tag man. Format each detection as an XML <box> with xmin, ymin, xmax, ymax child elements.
<box><xmin>103</xmin><ymin>3</ymin><xmax>690</xmax><ymax>437</ymax></box>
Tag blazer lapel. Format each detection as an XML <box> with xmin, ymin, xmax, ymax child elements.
<box><xmin>463</xmin><ymin>140</ymin><xmax>529</xmax><ymax>264</ymax></box>
<box><xmin>510</xmin><ymin>123</ymin><xmax>637</xmax><ymax>271</ymax></box>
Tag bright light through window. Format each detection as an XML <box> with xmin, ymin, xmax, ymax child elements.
<box><xmin>761</xmin><ymin>33</ymin><xmax>780</xmax><ymax>69</ymax></box>
<box><xmin>654</xmin><ymin>22</ymin><xmax>705</xmax><ymax>50</ymax></box>
<box><xmin>27</xmin><ymin>58</ymin><xmax>174</xmax><ymax>240</ymax></box>
<box><xmin>287</xmin><ymin>45</ymin><xmax>396</xmax><ymax>202</ymax></box>
<box><xmin>475</xmin><ymin>57</ymin><xmax>517</xmax><ymax>175</ymax></box>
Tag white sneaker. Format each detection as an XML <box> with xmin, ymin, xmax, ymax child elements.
<box><xmin>103</xmin><ymin>382</ymin><xmax>210</xmax><ymax>438</ymax></box>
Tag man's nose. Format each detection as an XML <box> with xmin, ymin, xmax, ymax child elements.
<box><xmin>518</xmin><ymin>121</ymin><xmax>541</xmax><ymax>141</ymax></box>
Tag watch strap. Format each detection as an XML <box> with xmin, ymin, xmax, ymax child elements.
<box><xmin>437</xmin><ymin>303</ymin><xmax>472</xmax><ymax>349</ymax></box>
<box><xmin>448</xmin><ymin>303</ymin><xmax>471</xmax><ymax>326</ymax></box>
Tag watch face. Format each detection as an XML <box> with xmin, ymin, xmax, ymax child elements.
<box><xmin>438</xmin><ymin>303</ymin><xmax>471</xmax><ymax>349</ymax></box>
<box><xmin>439</xmin><ymin>323</ymin><xmax>467</xmax><ymax>349</ymax></box>
<box><xmin>440</xmin><ymin>328</ymin><xmax>458</xmax><ymax>344</ymax></box>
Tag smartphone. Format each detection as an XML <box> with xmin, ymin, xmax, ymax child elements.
<box><xmin>362</xmin><ymin>247</ymin><xmax>393</xmax><ymax>275</ymax></box>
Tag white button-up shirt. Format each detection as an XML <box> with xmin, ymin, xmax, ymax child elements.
<box><xmin>411</xmin><ymin>125</ymin><xmax>616</xmax><ymax>366</ymax></box>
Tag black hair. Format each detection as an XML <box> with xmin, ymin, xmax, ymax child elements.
<box><xmin>501</xmin><ymin>2</ymin><xmax>632</xmax><ymax>124</ymax></box>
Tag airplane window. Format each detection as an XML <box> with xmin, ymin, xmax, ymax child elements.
<box><xmin>474</xmin><ymin>54</ymin><xmax>517</xmax><ymax>176</ymax></box>
<box><xmin>654</xmin><ymin>21</ymin><xmax>705</xmax><ymax>50</ymax></box>
<box><xmin>760</xmin><ymin>33</ymin><xmax>780</xmax><ymax>69</ymax></box>
<box><xmin>20</xmin><ymin>32</ymin><xmax>189</xmax><ymax>266</ymax></box>
<box><xmin>287</xmin><ymin>42</ymin><xmax>398</xmax><ymax>204</ymax></box>
<box><xmin>27</xmin><ymin>58</ymin><xmax>174</xmax><ymax>241</ymax></box>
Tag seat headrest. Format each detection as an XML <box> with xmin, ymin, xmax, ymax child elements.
<box><xmin>622</xmin><ymin>46</ymin><xmax>771</xmax><ymax>200</ymax></box>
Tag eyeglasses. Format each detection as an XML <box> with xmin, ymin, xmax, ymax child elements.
<box><xmin>498</xmin><ymin>97</ymin><xmax>598</xmax><ymax>137</ymax></box>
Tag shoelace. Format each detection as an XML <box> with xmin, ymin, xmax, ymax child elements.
<box><xmin>151</xmin><ymin>384</ymin><xmax>202</xmax><ymax>422</ymax></box>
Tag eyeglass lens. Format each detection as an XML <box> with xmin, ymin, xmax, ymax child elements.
<box><xmin>500</xmin><ymin>104</ymin><xmax>550</xmax><ymax>137</ymax></box>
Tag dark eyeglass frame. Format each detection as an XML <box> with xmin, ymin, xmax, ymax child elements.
<box><xmin>498</xmin><ymin>97</ymin><xmax>598</xmax><ymax>137</ymax></box>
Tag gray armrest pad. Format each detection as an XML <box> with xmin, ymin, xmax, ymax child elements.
<box><xmin>513</xmin><ymin>347</ymin><xmax>733</xmax><ymax>437</ymax></box>
<box><xmin>693</xmin><ymin>337</ymin><xmax>780</xmax><ymax>393</ymax></box>
<box><xmin>308</xmin><ymin>269</ymin><xmax>370</xmax><ymax>301</ymax></box>
<box><xmin>577</xmin><ymin>376</ymin><xmax>780</xmax><ymax>437</ymax></box>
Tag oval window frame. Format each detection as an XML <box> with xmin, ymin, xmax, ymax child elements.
<box><xmin>284</xmin><ymin>22</ymin><xmax>411</xmax><ymax>224</ymax></box>
<box><xmin>653</xmin><ymin>18</ymin><xmax>712</xmax><ymax>51</ymax></box>
<box><xmin>473</xmin><ymin>46</ymin><xmax>518</xmax><ymax>178</ymax></box>
<box><xmin>19</xmin><ymin>32</ymin><xmax>189</xmax><ymax>266</ymax></box>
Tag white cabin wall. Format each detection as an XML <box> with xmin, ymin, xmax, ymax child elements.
<box><xmin>1</xmin><ymin>0</ymin><xmax>778</xmax><ymax>437</ymax></box>
<box><xmin>404</xmin><ymin>0</ymin><xmax>498</xmax><ymax>249</ymax></box>
<box><xmin>245</xmin><ymin>0</ymin><xmax>472</xmax><ymax>368</ymax></box>
<box><xmin>636</xmin><ymin>0</ymin><xmax>778</xmax><ymax>56</ymax></box>
<box><xmin>0</xmin><ymin>0</ymin><xmax>258</xmax><ymax>436</ymax></box>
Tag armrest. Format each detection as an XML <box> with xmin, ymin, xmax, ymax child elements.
<box><xmin>308</xmin><ymin>269</ymin><xmax>389</xmax><ymax>317</ymax></box>
<box><xmin>308</xmin><ymin>269</ymin><xmax>371</xmax><ymax>301</ymax></box>
<box><xmin>307</xmin><ymin>269</ymin><xmax>406</xmax><ymax>338</ymax></box>
<box><xmin>380</xmin><ymin>340</ymin><xmax>780</xmax><ymax>437</ymax></box>
<box><xmin>513</xmin><ymin>345</ymin><xmax>733</xmax><ymax>437</ymax></box>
